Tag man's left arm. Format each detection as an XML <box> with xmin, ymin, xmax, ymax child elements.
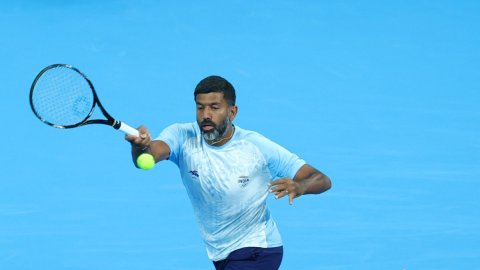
<box><xmin>269</xmin><ymin>164</ymin><xmax>331</xmax><ymax>205</ymax></box>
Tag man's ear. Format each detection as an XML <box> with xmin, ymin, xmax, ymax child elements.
<box><xmin>229</xmin><ymin>105</ymin><xmax>238</xmax><ymax>121</ymax></box>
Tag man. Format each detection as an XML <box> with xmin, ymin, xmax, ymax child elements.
<box><xmin>125</xmin><ymin>75</ymin><xmax>331</xmax><ymax>270</ymax></box>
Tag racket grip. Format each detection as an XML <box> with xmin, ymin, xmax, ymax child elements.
<box><xmin>117</xmin><ymin>122</ymin><xmax>139</xmax><ymax>137</ymax></box>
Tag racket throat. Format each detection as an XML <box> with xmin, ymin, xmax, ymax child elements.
<box><xmin>112</xmin><ymin>120</ymin><xmax>122</xmax><ymax>130</ymax></box>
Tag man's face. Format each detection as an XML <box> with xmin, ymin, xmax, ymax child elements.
<box><xmin>195</xmin><ymin>92</ymin><xmax>236</xmax><ymax>142</ymax></box>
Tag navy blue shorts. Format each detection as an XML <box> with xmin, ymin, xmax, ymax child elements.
<box><xmin>213</xmin><ymin>246</ymin><xmax>283</xmax><ymax>270</ymax></box>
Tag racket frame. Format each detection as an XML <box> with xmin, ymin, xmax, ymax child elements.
<box><xmin>29</xmin><ymin>64</ymin><xmax>139</xmax><ymax>136</ymax></box>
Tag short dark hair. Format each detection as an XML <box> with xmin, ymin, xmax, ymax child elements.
<box><xmin>194</xmin><ymin>75</ymin><xmax>236</xmax><ymax>106</ymax></box>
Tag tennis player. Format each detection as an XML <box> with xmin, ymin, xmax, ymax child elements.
<box><xmin>125</xmin><ymin>75</ymin><xmax>331</xmax><ymax>270</ymax></box>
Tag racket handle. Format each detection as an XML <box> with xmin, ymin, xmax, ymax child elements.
<box><xmin>117</xmin><ymin>122</ymin><xmax>139</xmax><ymax>137</ymax></box>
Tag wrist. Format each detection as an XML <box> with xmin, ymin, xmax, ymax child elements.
<box><xmin>133</xmin><ymin>143</ymin><xmax>150</xmax><ymax>152</ymax></box>
<box><xmin>295</xmin><ymin>180</ymin><xmax>308</xmax><ymax>196</ymax></box>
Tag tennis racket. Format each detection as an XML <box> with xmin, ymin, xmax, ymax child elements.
<box><xmin>29</xmin><ymin>64</ymin><xmax>139</xmax><ymax>137</ymax></box>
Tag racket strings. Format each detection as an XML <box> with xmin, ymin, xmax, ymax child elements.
<box><xmin>31</xmin><ymin>66</ymin><xmax>95</xmax><ymax>127</ymax></box>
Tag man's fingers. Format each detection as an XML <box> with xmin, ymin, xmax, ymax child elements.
<box><xmin>289</xmin><ymin>193</ymin><xmax>294</xmax><ymax>205</ymax></box>
<box><xmin>271</xmin><ymin>186</ymin><xmax>290</xmax><ymax>197</ymax></box>
<box><xmin>268</xmin><ymin>178</ymin><xmax>288</xmax><ymax>187</ymax></box>
<box><xmin>269</xmin><ymin>183</ymin><xmax>287</xmax><ymax>194</ymax></box>
<box><xmin>125</xmin><ymin>133</ymin><xmax>137</xmax><ymax>142</ymax></box>
<box><xmin>125</xmin><ymin>126</ymin><xmax>151</xmax><ymax>149</ymax></box>
<box><xmin>268</xmin><ymin>179</ymin><xmax>298</xmax><ymax>205</ymax></box>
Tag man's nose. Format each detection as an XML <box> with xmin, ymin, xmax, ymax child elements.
<box><xmin>202</xmin><ymin>107</ymin><xmax>212</xmax><ymax>120</ymax></box>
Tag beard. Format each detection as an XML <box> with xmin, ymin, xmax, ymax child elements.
<box><xmin>200</xmin><ymin>114</ymin><xmax>231</xmax><ymax>142</ymax></box>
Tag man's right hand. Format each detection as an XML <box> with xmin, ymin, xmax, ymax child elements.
<box><xmin>125</xmin><ymin>125</ymin><xmax>152</xmax><ymax>150</ymax></box>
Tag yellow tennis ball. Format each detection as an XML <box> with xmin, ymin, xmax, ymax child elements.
<box><xmin>137</xmin><ymin>153</ymin><xmax>155</xmax><ymax>170</ymax></box>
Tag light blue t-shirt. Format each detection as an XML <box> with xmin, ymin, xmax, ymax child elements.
<box><xmin>156</xmin><ymin>122</ymin><xmax>306</xmax><ymax>261</ymax></box>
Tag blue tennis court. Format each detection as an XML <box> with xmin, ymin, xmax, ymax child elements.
<box><xmin>1</xmin><ymin>1</ymin><xmax>479</xmax><ymax>269</ymax></box>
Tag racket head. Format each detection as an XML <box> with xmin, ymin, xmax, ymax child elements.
<box><xmin>29</xmin><ymin>64</ymin><xmax>98</xmax><ymax>129</ymax></box>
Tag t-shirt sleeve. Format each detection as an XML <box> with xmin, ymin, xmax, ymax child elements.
<box><xmin>254</xmin><ymin>134</ymin><xmax>306</xmax><ymax>179</ymax></box>
<box><xmin>154</xmin><ymin>123</ymin><xmax>185</xmax><ymax>165</ymax></box>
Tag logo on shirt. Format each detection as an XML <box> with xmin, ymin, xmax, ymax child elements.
<box><xmin>189</xmin><ymin>170</ymin><xmax>199</xmax><ymax>178</ymax></box>
<box><xmin>238</xmin><ymin>176</ymin><xmax>250</xmax><ymax>188</ymax></box>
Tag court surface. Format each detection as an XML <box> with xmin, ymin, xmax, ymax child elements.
<box><xmin>1</xmin><ymin>1</ymin><xmax>479</xmax><ymax>269</ymax></box>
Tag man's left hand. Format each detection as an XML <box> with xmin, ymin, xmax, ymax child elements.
<box><xmin>268</xmin><ymin>178</ymin><xmax>305</xmax><ymax>205</ymax></box>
